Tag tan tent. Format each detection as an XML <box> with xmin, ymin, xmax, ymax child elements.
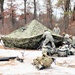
<box><xmin>2</xmin><ymin>20</ymin><xmax>63</xmax><ymax>49</ymax></box>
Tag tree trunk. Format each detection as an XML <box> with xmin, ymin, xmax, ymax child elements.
<box><xmin>0</xmin><ymin>0</ymin><xmax>4</xmax><ymax>25</ymax></box>
<box><xmin>33</xmin><ymin>0</ymin><xmax>37</xmax><ymax>19</ymax></box>
<box><xmin>47</xmin><ymin>0</ymin><xmax>53</xmax><ymax>29</ymax></box>
<box><xmin>64</xmin><ymin>0</ymin><xmax>70</xmax><ymax>32</ymax></box>
<box><xmin>24</xmin><ymin>0</ymin><xmax>27</xmax><ymax>24</ymax></box>
<box><xmin>12</xmin><ymin>10</ymin><xmax>15</xmax><ymax>25</ymax></box>
<box><xmin>10</xmin><ymin>0</ymin><xmax>15</xmax><ymax>26</ymax></box>
<box><xmin>0</xmin><ymin>0</ymin><xmax>4</xmax><ymax>34</ymax></box>
<box><xmin>72</xmin><ymin>3</ymin><xmax>75</xmax><ymax>21</ymax></box>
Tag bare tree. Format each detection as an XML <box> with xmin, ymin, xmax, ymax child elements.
<box><xmin>64</xmin><ymin>0</ymin><xmax>70</xmax><ymax>32</ymax></box>
<box><xmin>46</xmin><ymin>0</ymin><xmax>53</xmax><ymax>29</ymax></box>
<box><xmin>72</xmin><ymin>2</ymin><xmax>75</xmax><ymax>21</ymax></box>
<box><xmin>8</xmin><ymin>0</ymin><xmax>17</xmax><ymax>26</ymax></box>
<box><xmin>56</xmin><ymin>0</ymin><xmax>70</xmax><ymax>32</ymax></box>
<box><xmin>0</xmin><ymin>0</ymin><xmax>4</xmax><ymax>25</ymax></box>
<box><xmin>24</xmin><ymin>0</ymin><xmax>27</xmax><ymax>24</ymax></box>
<box><xmin>10</xmin><ymin>0</ymin><xmax>15</xmax><ymax>25</ymax></box>
<box><xmin>33</xmin><ymin>0</ymin><xmax>37</xmax><ymax>19</ymax></box>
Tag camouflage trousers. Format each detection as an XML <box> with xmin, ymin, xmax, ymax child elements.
<box><xmin>42</xmin><ymin>39</ymin><xmax>55</xmax><ymax>48</ymax></box>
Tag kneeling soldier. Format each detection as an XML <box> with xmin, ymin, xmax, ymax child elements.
<box><xmin>32</xmin><ymin>53</ymin><xmax>55</xmax><ymax>70</ymax></box>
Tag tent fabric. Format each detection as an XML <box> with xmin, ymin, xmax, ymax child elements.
<box><xmin>1</xmin><ymin>20</ymin><xmax>63</xmax><ymax>49</ymax></box>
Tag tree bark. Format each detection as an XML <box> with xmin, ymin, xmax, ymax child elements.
<box><xmin>0</xmin><ymin>0</ymin><xmax>4</xmax><ymax>25</ymax></box>
<box><xmin>24</xmin><ymin>0</ymin><xmax>27</xmax><ymax>24</ymax></box>
<box><xmin>64</xmin><ymin>0</ymin><xmax>70</xmax><ymax>32</ymax></box>
<box><xmin>72</xmin><ymin>3</ymin><xmax>75</xmax><ymax>21</ymax></box>
<box><xmin>33</xmin><ymin>0</ymin><xmax>37</xmax><ymax>19</ymax></box>
<box><xmin>10</xmin><ymin>0</ymin><xmax>15</xmax><ymax>26</ymax></box>
<box><xmin>47</xmin><ymin>0</ymin><xmax>53</xmax><ymax>29</ymax></box>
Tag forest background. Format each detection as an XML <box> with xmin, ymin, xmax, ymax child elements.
<box><xmin>0</xmin><ymin>0</ymin><xmax>75</xmax><ymax>35</ymax></box>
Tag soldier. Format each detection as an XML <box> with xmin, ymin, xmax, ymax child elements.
<box><xmin>68</xmin><ymin>35</ymin><xmax>73</xmax><ymax>44</ymax></box>
<box><xmin>42</xmin><ymin>45</ymin><xmax>56</xmax><ymax>56</ymax></box>
<box><xmin>42</xmin><ymin>30</ymin><xmax>55</xmax><ymax>48</ymax></box>
<box><xmin>57</xmin><ymin>42</ymin><xmax>69</xmax><ymax>57</ymax></box>
<box><xmin>32</xmin><ymin>53</ymin><xmax>55</xmax><ymax>70</ymax></box>
<box><xmin>63</xmin><ymin>33</ymin><xmax>73</xmax><ymax>48</ymax></box>
<box><xmin>53</xmin><ymin>24</ymin><xmax>60</xmax><ymax>34</ymax></box>
<box><xmin>62</xmin><ymin>32</ymin><xmax>65</xmax><ymax>38</ymax></box>
<box><xmin>70</xmin><ymin>36</ymin><xmax>75</xmax><ymax>48</ymax></box>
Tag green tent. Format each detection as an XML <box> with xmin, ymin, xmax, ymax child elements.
<box><xmin>2</xmin><ymin>20</ymin><xmax>63</xmax><ymax>49</ymax></box>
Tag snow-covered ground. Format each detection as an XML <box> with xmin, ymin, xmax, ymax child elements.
<box><xmin>0</xmin><ymin>48</ymin><xmax>75</xmax><ymax>75</ymax></box>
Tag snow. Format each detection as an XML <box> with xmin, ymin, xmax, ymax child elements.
<box><xmin>0</xmin><ymin>48</ymin><xmax>75</xmax><ymax>75</ymax></box>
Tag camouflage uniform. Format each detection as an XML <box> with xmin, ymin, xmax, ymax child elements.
<box><xmin>53</xmin><ymin>24</ymin><xmax>60</xmax><ymax>34</ymax></box>
<box><xmin>63</xmin><ymin>34</ymin><xmax>70</xmax><ymax>42</ymax></box>
<box><xmin>42</xmin><ymin>30</ymin><xmax>55</xmax><ymax>48</ymax></box>
<box><xmin>63</xmin><ymin>34</ymin><xmax>73</xmax><ymax>48</ymax></box>
<box><xmin>42</xmin><ymin>45</ymin><xmax>56</xmax><ymax>56</ymax></box>
<box><xmin>32</xmin><ymin>53</ymin><xmax>55</xmax><ymax>70</ymax></box>
<box><xmin>57</xmin><ymin>45</ymin><xmax>69</xmax><ymax>57</ymax></box>
<box><xmin>68</xmin><ymin>35</ymin><xmax>73</xmax><ymax>44</ymax></box>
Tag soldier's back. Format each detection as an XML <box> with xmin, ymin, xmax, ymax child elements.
<box><xmin>41</xmin><ymin>56</ymin><xmax>53</xmax><ymax>67</ymax></box>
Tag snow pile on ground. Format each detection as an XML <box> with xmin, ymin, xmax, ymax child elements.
<box><xmin>0</xmin><ymin>49</ymin><xmax>75</xmax><ymax>75</ymax></box>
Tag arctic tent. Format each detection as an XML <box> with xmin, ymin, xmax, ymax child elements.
<box><xmin>2</xmin><ymin>20</ymin><xmax>63</xmax><ymax>49</ymax></box>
